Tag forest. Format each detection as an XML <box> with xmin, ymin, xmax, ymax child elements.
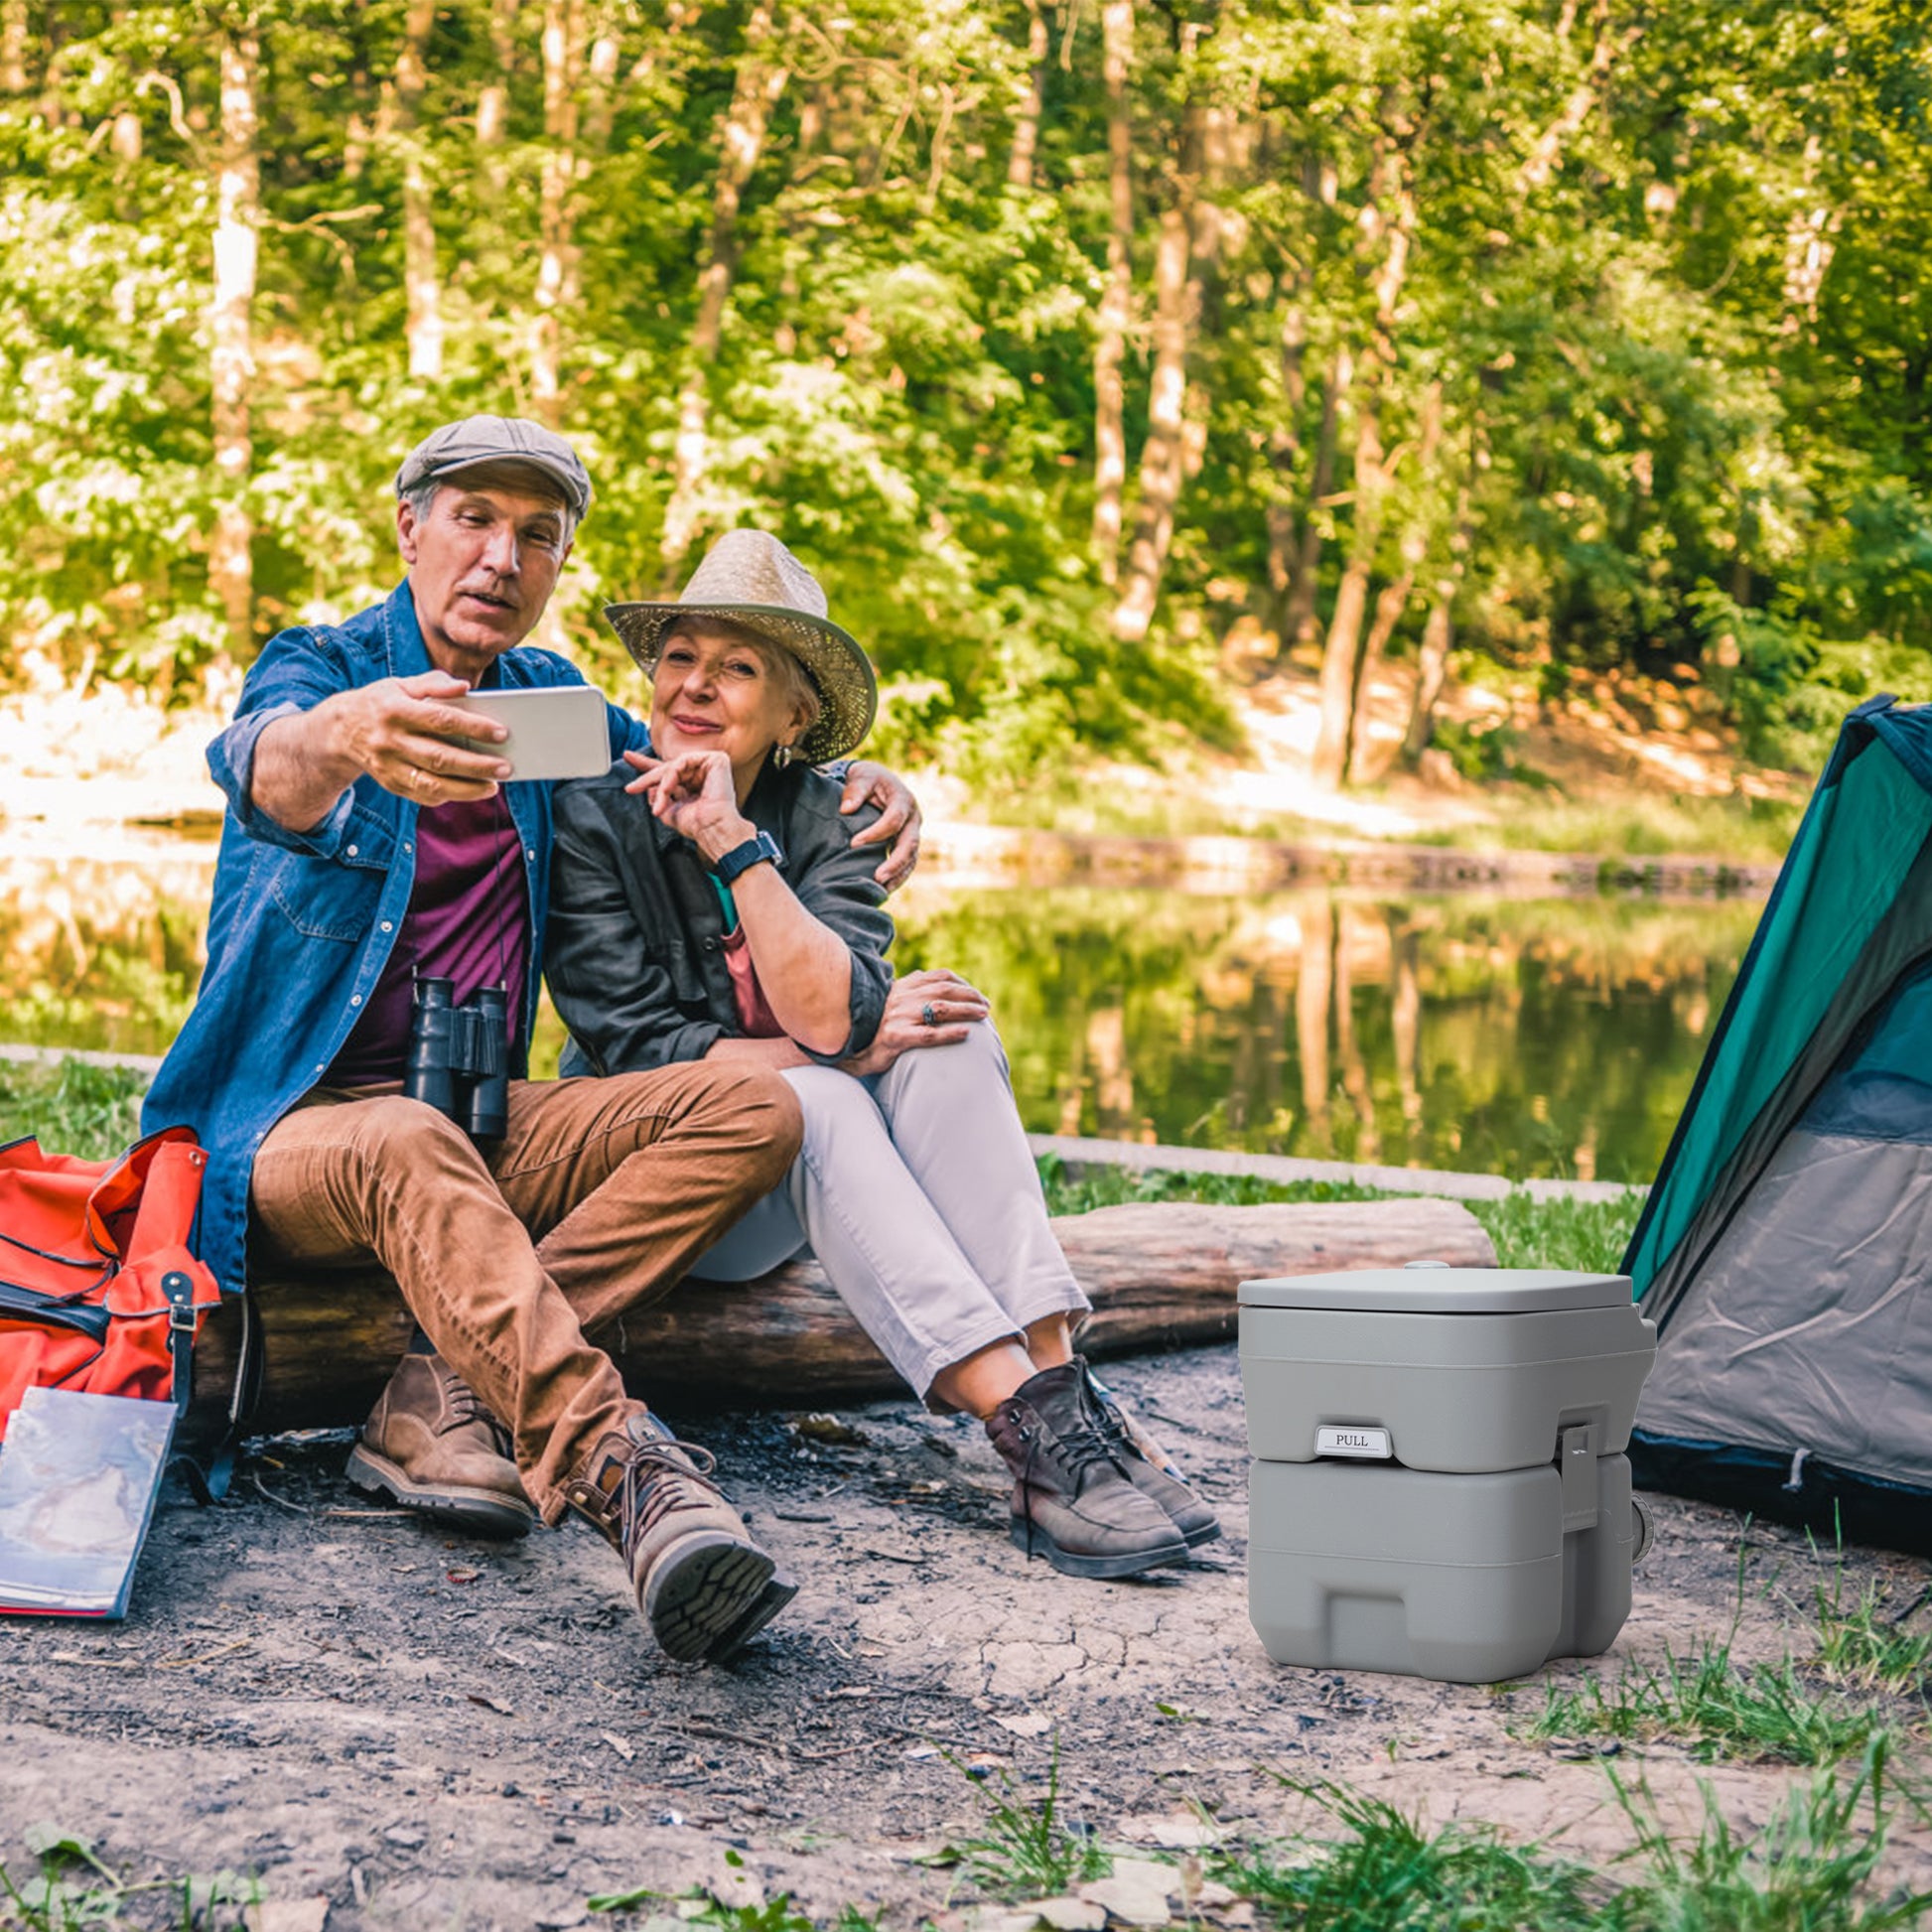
<box><xmin>2</xmin><ymin>0</ymin><xmax>1929</xmax><ymax>793</ymax></box>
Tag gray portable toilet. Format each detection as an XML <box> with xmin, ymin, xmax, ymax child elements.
<box><xmin>1240</xmin><ymin>1264</ymin><xmax>1655</xmax><ymax>1683</ymax></box>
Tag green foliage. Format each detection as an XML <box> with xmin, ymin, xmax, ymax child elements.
<box><xmin>1467</xmin><ymin>1190</ymin><xmax>1645</xmax><ymax>1274</ymax></box>
<box><xmin>3</xmin><ymin>0</ymin><xmax>1931</xmax><ymax>785</ymax></box>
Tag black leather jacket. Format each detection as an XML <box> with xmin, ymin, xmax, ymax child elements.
<box><xmin>547</xmin><ymin>759</ymin><xmax>895</xmax><ymax>1074</ymax></box>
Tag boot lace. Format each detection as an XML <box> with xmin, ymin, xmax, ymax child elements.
<box><xmin>433</xmin><ymin>1361</ymin><xmax>513</xmax><ymax>1454</ymax></box>
<box><xmin>617</xmin><ymin>1438</ymin><xmax>725</xmax><ymax>1561</ymax></box>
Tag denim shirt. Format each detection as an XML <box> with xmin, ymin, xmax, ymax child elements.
<box><xmin>141</xmin><ymin>580</ymin><xmax>648</xmax><ymax>1299</ymax></box>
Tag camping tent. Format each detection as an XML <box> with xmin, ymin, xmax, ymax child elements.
<box><xmin>1625</xmin><ymin>694</ymin><xmax>1932</xmax><ymax>1552</ymax></box>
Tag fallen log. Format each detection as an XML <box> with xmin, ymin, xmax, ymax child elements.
<box><xmin>189</xmin><ymin>1196</ymin><xmax>1494</xmax><ymax>1434</ymax></box>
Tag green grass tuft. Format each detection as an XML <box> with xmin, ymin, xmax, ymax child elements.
<box><xmin>942</xmin><ymin>1746</ymin><xmax>1111</xmax><ymax>1901</ymax></box>
<box><xmin>1222</xmin><ymin>1742</ymin><xmax>1925</xmax><ymax>1931</ymax></box>
<box><xmin>1221</xmin><ymin>1779</ymin><xmax>1598</xmax><ymax>1931</ymax></box>
<box><xmin>1521</xmin><ymin>1637</ymin><xmax>1893</xmax><ymax>1767</ymax></box>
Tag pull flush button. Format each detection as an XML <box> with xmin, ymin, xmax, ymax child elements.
<box><xmin>1315</xmin><ymin>1425</ymin><xmax>1392</xmax><ymax>1459</ymax></box>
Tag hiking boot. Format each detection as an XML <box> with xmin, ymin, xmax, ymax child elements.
<box><xmin>985</xmin><ymin>1363</ymin><xmax>1191</xmax><ymax>1580</ymax></box>
<box><xmin>566</xmin><ymin>1412</ymin><xmax>796</xmax><ymax>1663</ymax></box>
<box><xmin>1078</xmin><ymin>1359</ymin><xmax>1221</xmax><ymax>1549</ymax></box>
<box><xmin>345</xmin><ymin>1351</ymin><xmax>536</xmax><ymax>1538</ymax></box>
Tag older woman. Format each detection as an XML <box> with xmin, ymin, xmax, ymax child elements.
<box><xmin>547</xmin><ymin>529</ymin><xmax>1217</xmax><ymax>1582</ymax></box>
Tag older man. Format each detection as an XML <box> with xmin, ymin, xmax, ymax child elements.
<box><xmin>145</xmin><ymin>417</ymin><xmax>919</xmax><ymax>1663</ymax></box>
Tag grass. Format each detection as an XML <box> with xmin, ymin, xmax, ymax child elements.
<box><xmin>939</xmin><ymin>1746</ymin><xmax>1111</xmax><ymax>1901</ymax></box>
<box><xmin>1807</xmin><ymin>1557</ymin><xmax>1932</xmax><ymax>1696</ymax></box>
<box><xmin>0</xmin><ymin>1057</ymin><xmax>146</xmax><ymax>1161</ymax></box>
<box><xmin>1521</xmin><ymin>1636</ymin><xmax>1892</xmax><ymax>1767</ymax></box>
<box><xmin>1036</xmin><ymin>1153</ymin><xmax>1646</xmax><ymax>1275</ymax></box>
<box><xmin>0</xmin><ymin>1825</ymin><xmax>258</xmax><ymax>1930</ymax></box>
<box><xmin>1221</xmin><ymin>1740</ymin><xmax>1929</xmax><ymax>1931</ymax></box>
<box><xmin>1220</xmin><ymin>1779</ymin><xmax>1599</xmax><ymax>1930</ymax></box>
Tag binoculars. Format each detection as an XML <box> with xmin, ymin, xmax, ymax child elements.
<box><xmin>404</xmin><ymin>977</ymin><xmax>509</xmax><ymax>1141</ymax></box>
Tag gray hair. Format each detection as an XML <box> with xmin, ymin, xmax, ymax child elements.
<box><xmin>399</xmin><ymin>471</ymin><xmax>581</xmax><ymax>548</ymax></box>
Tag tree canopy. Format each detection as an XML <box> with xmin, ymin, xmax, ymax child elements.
<box><xmin>2</xmin><ymin>0</ymin><xmax>1928</xmax><ymax>785</ymax></box>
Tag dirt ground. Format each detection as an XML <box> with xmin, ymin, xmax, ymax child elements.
<box><xmin>1</xmin><ymin>1342</ymin><xmax>1926</xmax><ymax>1931</ymax></box>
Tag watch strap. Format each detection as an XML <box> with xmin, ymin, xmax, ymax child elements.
<box><xmin>710</xmin><ymin>830</ymin><xmax>782</xmax><ymax>886</ymax></box>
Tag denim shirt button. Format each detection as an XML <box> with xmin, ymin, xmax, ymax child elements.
<box><xmin>345</xmin><ymin>844</ymin><xmax>358</xmax><ymax>857</ymax></box>
<box><xmin>403</xmin><ymin>842</ymin><xmax>413</xmax><ymax>855</ymax></box>
<box><xmin>380</xmin><ymin>920</ymin><xmax>393</xmax><ymax>933</ymax></box>
<box><xmin>350</xmin><ymin>995</ymin><xmax>362</xmax><ymax>1007</ymax></box>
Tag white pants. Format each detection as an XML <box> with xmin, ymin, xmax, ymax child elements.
<box><xmin>690</xmin><ymin>1023</ymin><xmax>1089</xmax><ymax>1403</ymax></box>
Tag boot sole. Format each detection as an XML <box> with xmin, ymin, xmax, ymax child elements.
<box><xmin>1008</xmin><ymin>1517</ymin><xmax>1191</xmax><ymax>1580</ymax></box>
<box><xmin>1179</xmin><ymin>1518</ymin><xmax>1223</xmax><ymax>1549</ymax></box>
<box><xmin>644</xmin><ymin>1531</ymin><xmax>794</xmax><ymax>1663</ymax></box>
<box><xmin>345</xmin><ymin>1445</ymin><xmax>537</xmax><ymax>1540</ymax></box>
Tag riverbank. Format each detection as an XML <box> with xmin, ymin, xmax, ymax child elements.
<box><xmin>0</xmin><ymin>658</ymin><xmax>1807</xmax><ymax>896</ymax></box>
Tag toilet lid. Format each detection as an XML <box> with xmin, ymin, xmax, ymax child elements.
<box><xmin>1237</xmin><ymin>1267</ymin><xmax>1633</xmax><ymax>1313</ymax></box>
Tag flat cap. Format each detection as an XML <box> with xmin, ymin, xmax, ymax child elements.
<box><xmin>394</xmin><ymin>415</ymin><xmax>593</xmax><ymax>516</ymax></box>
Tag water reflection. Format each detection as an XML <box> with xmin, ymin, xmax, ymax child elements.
<box><xmin>0</xmin><ymin>844</ymin><xmax>1758</xmax><ymax>1183</ymax></box>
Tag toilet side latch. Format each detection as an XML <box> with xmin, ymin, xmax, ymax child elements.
<box><xmin>1559</xmin><ymin>1424</ymin><xmax>1598</xmax><ymax>1532</ymax></box>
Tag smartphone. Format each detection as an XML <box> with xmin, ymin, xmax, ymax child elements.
<box><xmin>450</xmin><ymin>686</ymin><xmax>613</xmax><ymax>781</ymax></box>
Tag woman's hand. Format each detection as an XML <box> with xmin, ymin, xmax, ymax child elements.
<box><xmin>622</xmin><ymin>748</ymin><xmax>752</xmax><ymax>866</ymax></box>
<box><xmin>839</xmin><ymin>968</ymin><xmax>989</xmax><ymax>1077</ymax></box>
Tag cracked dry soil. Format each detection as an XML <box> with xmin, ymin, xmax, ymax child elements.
<box><xmin>1</xmin><ymin>1343</ymin><xmax>1928</xmax><ymax>1929</ymax></box>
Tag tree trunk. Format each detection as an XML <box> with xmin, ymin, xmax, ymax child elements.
<box><xmin>1518</xmin><ymin>0</ymin><xmax>1620</xmax><ymax>194</ymax></box>
<box><xmin>657</xmin><ymin>2</ymin><xmax>788</xmax><ymax>585</ymax></box>
<box><xmin>530</xmin><ymin>0</ymin><xmax>584</xmax><ymax>423</ymax></box>
<box><xmin>0</xmin><ymin>1</ymin><xmax>26</xmax><ymax>94</ymax></box>
<box><xmin>1006</xmin><ymin>0</ymin><xmax>1047</xmax><ymax>189</ymax></box>
<box><xmin>394</xmin><ymin>0</ymin><xmax>444</xmax><ymax>382</ymax></box>
<box><xmin>1311</xmin><ymin>132</ymin><xmax>1414</xmax><ymax>788</ymax></box>
<box><xmin>1277</xmin><ymin>347</ymin><xmax>1345</xmax><ymax>666</ymax></box>
<box><xmin>1089</xmin><ymin>0</ymin><xmax>1133</xmax><ymax>584</ymax></box>
<box><xmin>1113</xmin><ymin>88</ymin><xmax>1221</xmax><ymax>644</ymax></box>
<box><xmin>477</xmin><ymin>0</ymin><xmax>520</xmax><ymax>186</ymax></box>
<box><xmin>208</xmin><ymin>25</ymin><xmax>259</xmax><ymax>669</ymax></box>
<box><xmin>1111</xmin><ymin>204</ymin><xmax>1190</xmax><ymax>641</ymax></box>
<box><xmin>192</xmin><ymin>1199</ymin><xmax>1496</xmax><ymax>1433</ymax></box>
<box><xmin>1347</xmin><ymin>378</ymin><xmax>1442</xmax><ymax>782</ymax></box>
<box><xmin>1402</xmin><ymin>420</ymin><xmax>1478</xmax><ymax>762</ymax></box>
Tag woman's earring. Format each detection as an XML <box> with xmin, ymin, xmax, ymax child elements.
<box><xmin>772</xmin><ymin>744</ymin><xmax>796</xmax><ymax>770</ymax></box>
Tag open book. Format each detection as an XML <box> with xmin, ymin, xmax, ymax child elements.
<box><xmin>0</xmin><ymin>1387</ymin><xmax>177</xmax><ymax>1618</ymax></box>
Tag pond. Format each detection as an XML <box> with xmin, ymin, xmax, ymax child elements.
<box><xmin>0</xmin><ymin>834</ymin><xmax>1761</xmax><ymax>1185</ymax></box>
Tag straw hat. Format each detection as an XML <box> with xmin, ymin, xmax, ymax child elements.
<box><xmin>605</xmin><ymin>531</ymin><xmax>878</xmax><ymax>764</ymax></box>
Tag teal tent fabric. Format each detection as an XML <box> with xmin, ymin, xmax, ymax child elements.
<box><xmin>1625</xmin><ymin>697</ymin><xmax>1932</xmax><ymax>1551</ymax></box>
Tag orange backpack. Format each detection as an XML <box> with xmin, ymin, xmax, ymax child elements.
<box><xmin>0</xmin><ymin>1127</ymin><xmax>224</xmax><ymax>1438</ymax></box>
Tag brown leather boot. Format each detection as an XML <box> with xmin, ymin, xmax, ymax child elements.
<box><xmin>567</xmin><ymin>1412</ymin><xmax>796</xmax><ymax>1663</ymax></box>
<box><xmin>345</xmin><ymin>1351</ymin><xmax>536</xmax><ymax>1538</ymax></box>
<box><xmin>985</xmin><ymin>1363</ymin><xmax>1191</xmax><ymax>1580</ymax></box>
<box><xmin>1077</xmin><ymin>1358</ymin><xmax>1221</xmax><ymax>1548</ymax></box>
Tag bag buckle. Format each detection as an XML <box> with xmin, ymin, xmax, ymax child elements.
<box><xmin>161</xmin><ymin>1269</ymin><xmax>198</xmax><ymax>1335</ymax></box>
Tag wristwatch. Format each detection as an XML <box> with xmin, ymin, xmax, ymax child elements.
<box><xmin>708</xmin><ymin>829</ymin><xmax>782</xmax><ymax>886</ymax></box>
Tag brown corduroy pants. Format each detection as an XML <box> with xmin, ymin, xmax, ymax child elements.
<box><xmin>248</xmin><ymin>1065</ymin><xmax>802</xmax><ymax>1522</ymax></box>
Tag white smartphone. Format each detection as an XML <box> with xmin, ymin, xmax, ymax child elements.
<box><xmin>450</xmin><ymin>686</ymin><xmax>613</xmax><ymax>781</ymax></box>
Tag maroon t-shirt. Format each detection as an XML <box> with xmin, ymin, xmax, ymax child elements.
<box><xmin>326</xmin><ymin>796</ymin><xmax>530</xmax><ymax>1087</ymax></box>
